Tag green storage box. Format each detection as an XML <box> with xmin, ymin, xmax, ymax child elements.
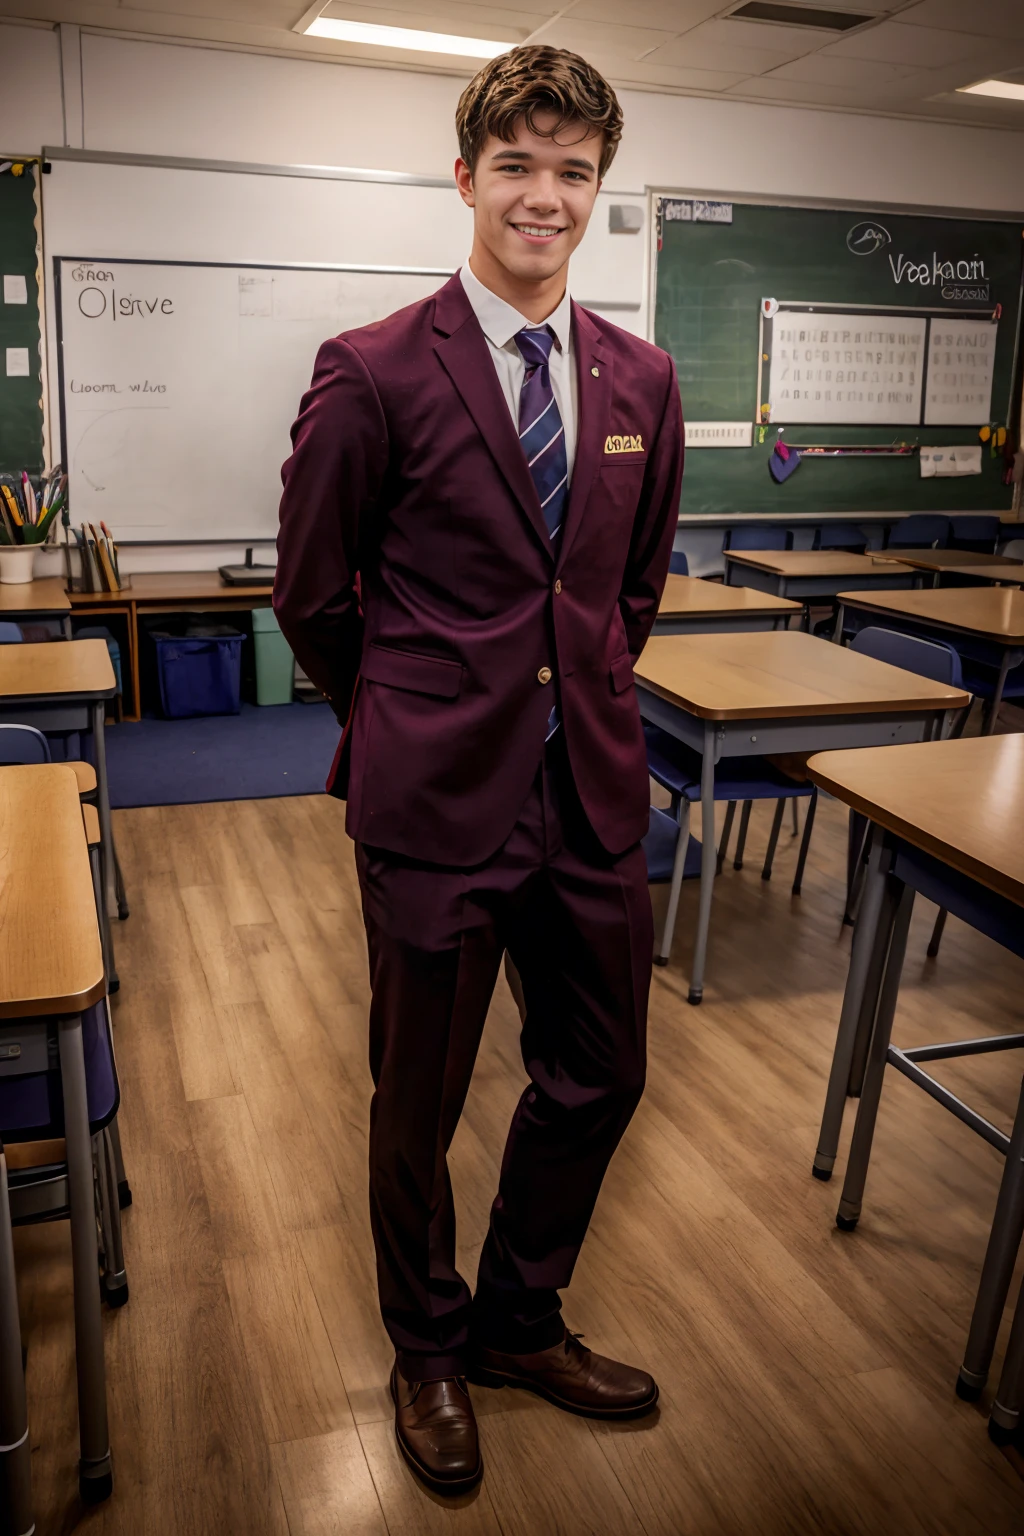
<box><xmin>252</xmin><ymin>607</ymin><xmax>294</xmax><ymax>705</ymax></box>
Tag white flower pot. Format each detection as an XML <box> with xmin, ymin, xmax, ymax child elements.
<box><xmin>0</xmin><ymin>546</ymin><xmax>38</xmax><ymax>584</ymax></box>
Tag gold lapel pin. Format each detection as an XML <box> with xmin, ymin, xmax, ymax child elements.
<box><xmin>591</xmin><ymin>366</ymin><xmax>600</xmax><ymax>377</ymax></box>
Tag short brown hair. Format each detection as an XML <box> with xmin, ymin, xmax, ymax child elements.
<box><xmin>456</xmin><ymin>46</ymin><xmax>622</xmax><ymax>181</ymax></box>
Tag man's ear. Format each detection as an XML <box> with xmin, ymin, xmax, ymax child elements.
<box><xmin>454</xmin><ymin>157</ymin><xmax>475</xmax><ymax>208</ymax></box>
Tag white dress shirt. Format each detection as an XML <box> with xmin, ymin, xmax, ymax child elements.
<box><xmin>459</xmin><ymin>261</ymin><xmax>578</xmax><ymax>482</ymax></box>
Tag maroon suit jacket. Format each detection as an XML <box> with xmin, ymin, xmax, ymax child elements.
<box><xmin>274</xmin><ymin>273</ymin><xmax>684</xmax><ymax>866</ymax></box>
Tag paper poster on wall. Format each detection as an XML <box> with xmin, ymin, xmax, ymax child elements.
<box><xmin>920</xmin><ymin>445</ymin><xmax>982</xmax><ymax>477</ymax></box>
<box><xmin>3</xmin><ymin>275</ymin><xmax>27</xmax><ymax>305</ymax></box>
<box><xmin>771</xmin><ymin>311</ymin><xmax>926</xmax><ymax>424</ymax></box>
<box><xmin>924</xmin><ymin>319</ymin><xmax>996</xmax><ymax>426</ymax></box>
<box><xmin>5</xmin><ymin>347</ymin><xmax>29</xmax><ymax>377</ymax></box>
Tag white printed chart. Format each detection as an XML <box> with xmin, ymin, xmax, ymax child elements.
<box><xmin>770</xmin><ymin>312</ymin><xmax>927</xmax><ymax>425</ymax></box>
<box><xmin>924</xmin><ymin>318</ymin><xmax>997</xmax><ymax>426</ymax></box>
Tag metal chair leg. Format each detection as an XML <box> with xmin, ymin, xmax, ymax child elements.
<box><xmin>95</xmin><ymin>1130</ymin><xmax>128</xmax><ymax>1309</ymax></box>
<box><xmin>113</xmin><ymin>837</ymin><xmax>129</xmax><ymax>922</ymax></box>
<box><xmin>956</xmin><ymin>1074</ymin><xmax>1024</xmax><ymax>1402</ymax></box>
<box><xmin>716</xmin><ymin>801</ymin><xmax>736</xmax><ymax>875</ymax></box>
<box><xmin>790</xmin><ymin>799</ymin><xmax>799</xmax><ymax>837</ymax></box>
<box><xmin>106</xmin><ymin>1114</ymin><xmax>131</xmax><ymax>1209</ymax></box>
<box><xmin>89</xmin><ymin>846</ymin><xmax>118</xmax><ymax>996</ymax></box>
<box><xmin>58</xmin><ymin>1016</ymin><xmax>112</xmax><ymax>1505</ymax></box>
<box><xmin>733</xmin><ymin>801</ymin><xmax>752</xmax><ymax>870</ymax></box>
<box><xmin>654</xmin><ymin>801</ymin><xmax>691</xmax><ymax>967</ymax></box>
<box><xmin>836</xmin><ymin>879</ymin><xmax>915</xmax><ymax>1229</ymax></box>
<box><xmin>761</xmin><ymin>800</ymin><xmax>786</xmax><ymax>882</ymax></box>
<box><xmin>792</xmin><ymin>789</ymin><xmax>817</xmax><ymax>896</ymax></box>
<box><xmin>927</xmin><ymin>907</ymin><xmax>948</xmax><ymax>959</ymax></box>
<box><xmin>989</xmin><ymin>1267</ymin><xmax>1024</xmax><ymax>1444</ymax></box>
<box><xmin>0</xmin><ymin>1145</ymin><xmax>33</xmax><ymax>1536</ymax></box>
<box><xmin>843</xmin><ymin>813</ymin><xmax>872</xmax><ymax>926</ymax></box>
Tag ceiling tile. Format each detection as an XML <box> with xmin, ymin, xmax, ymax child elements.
<box><xmin>762</xmin><ymin>53</ymin><xmax>921</xmax><ymax>86</ymax></box>
<box><xmin>570</xmin><ymin>0</ymin><xmax>723</xmax><ymax>27</ymax></box>
<box><xmin>722</xmin><ymin>74</ymin><xmax>912</xmax><ymax>108</ymax></box>
<box><xmin>895</xmin><ymin>0</ymin><xmax>1024</xmax><ymax>37</ymax></box>
<box><xmin>612</xmin><ymin>58</ymin><xmax>758</xmax><ymax>90</ymax></box>
<box><xmin>822</xmin><ymin>19</ymin><xmax>1005</xmax><ymax>66</ymax></box>
<box><xmin>673</xmin><ymin>14</ymin><xmax>841</xmax><ymax>57</ymax></box>
<box><xmin>540</xmin><ymin>18</ymin><xmax>681</xmax><ymax>59</ymax></box>
<box><xmin>323</xmin><ymin>0</ymin><xmax>545</xmax><ymax>34</ymax></box>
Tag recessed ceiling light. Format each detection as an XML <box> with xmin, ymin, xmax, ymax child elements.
<box><xmin>300</xmin><ymin>14</ymin><xmax>511</xmax><ymax>59</ymax></box>
<box><xmin>958</xmin><ymin>79</ymin><xmax>1024</xmax><ymax>101</ymax></box>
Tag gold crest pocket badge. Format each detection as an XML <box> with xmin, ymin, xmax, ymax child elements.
<box><xmin>604</xmin><ymin>434</ymin><xmax>644</xmax><ymax>454</ymax></box>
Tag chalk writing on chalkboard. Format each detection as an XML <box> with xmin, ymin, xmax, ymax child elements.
<box><xmin>771</xmin><ymin>312</ymin><xmax>926</xmax><ymax>425</ymax></box>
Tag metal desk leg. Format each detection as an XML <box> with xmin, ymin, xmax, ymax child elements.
<box><xmin>983</xmin><ymin>652</ymin><xmax>1011</xmax><ymax>736</ymax></box>
<box><xmin>733</xmin><ymin>801</ymin><xmax>752</xmax><ymax>870</ymax></box>
<box><xmin>836</xmin><ymin>879</ymin><xmax>915</xmax><ymax>1229</ymax></box>
<box><xmin>58</xmin><ymin>1015</ymin><xmax>112</xmax><ymax>1505</ymax></box>
<box><xmin>989</xmin><ymin>1268</ymin><xmax>1024</xmax><ymax>1444</ymax></box>
<box><xmin>813</xmin><ymin>834</ymin><xmax>891</xmax><ymax>1180</ymax></box>
<box><xmin>62</xmin><ymin>615</ymin><xmax>73</xmax><ymax>640</ymax></box>
<box><xmin>0</xmin><ymin>1145</ymin><xmax>33</xmax><ymax>1536</ymax></box>
<box><xmin>956</xmin><ymin>1074</ymin><xmax>1024</xmax><ymax>1402</ymax></box>
<box><xmin>688</xmin><ymin>724</ymin><xmax>717</xmax><ymax>1006</ymax></box>
<box><xmin>91</xmin><ymin>701</ymin><xmax>114</xmax><ymax>917</ymax></box>
<box><xmin>832</xmin><ymin>603</ymin><xmax>845</xmax><ymax>644</ymax></box>
<box><xmin>654</xmin><ymin>800</ymin><xmax>691</xmax><ymax>967</ymax></box>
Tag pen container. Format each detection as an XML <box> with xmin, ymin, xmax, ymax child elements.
<box><xmin>0</xmin><ymin>546</ymin><xmax>37</xmax><ymax>584</ymax></box>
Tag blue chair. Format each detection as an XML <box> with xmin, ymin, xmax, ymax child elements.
<box><xmin>644</xmin><ymin>726</ymin><xmax>817</xmax><ymax>965</ymax></box>
<box><xmin>0</xmin><ymin>623</ymin><xmax>22</xmax><ymax>644</ymax></box>
<box><xmin>844</xmin><ymin>627</ymin><xmax>970</xmax><ymax>962</ymax></box>
<box><xmin>813</xmin><ymin>523</ymin><xmax>867</xmax><ymax>554</ymax></box>
<box><xmin>725</xmin><ymin>525</ymin><xmax>791</xmax><ymax>551</ymax></box>
<box><xmin>668</xmin><ymin>549</ymin><xmax>689</xmax><ymax>575</ymax></box>
<box><xmin>949</xmin><ymin>515</ymin><xmax>1000</xmax><ymax>555</ymax></box>
<box><xmin>887</xmin><ymin>515</ymin><xmax>949</xmax><ymax>548</ymax></box>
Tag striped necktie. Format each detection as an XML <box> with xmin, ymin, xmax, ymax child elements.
<box><xmin>515</xmin><ymin>326</ymin><xmax>568</xmax><ymax>547</ymax></box>
<box><xmin>516</xmin><ymin>325</ymin><xmax>566</xmax><ymax>740</ymax></box>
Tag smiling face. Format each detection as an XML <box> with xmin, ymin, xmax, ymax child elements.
<box><xmin>455</xmin><ymin>110</ymin><xmax>604</xmax><ymax>320</ymax></box>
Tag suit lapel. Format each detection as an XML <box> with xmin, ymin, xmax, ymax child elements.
<box><xmin>433</xmin><ymin>278</ymin><xmax>554</xmax><ymax>558</ymax></box>
<box><xmin>557</xmin><ymin>303</ymin><xmax>610</xmax><ymax>570</ymax></box>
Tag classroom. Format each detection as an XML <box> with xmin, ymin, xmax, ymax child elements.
<box><xmin>0</xmin><ymin>3</ymin><xmax>1023</xmax><ymax>1532</ymax></box>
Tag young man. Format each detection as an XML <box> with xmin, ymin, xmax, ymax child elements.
<box><xmin>275</xmin><ymin>45</ymin><xmax>684</xmax><ymax>1495</ymax></box>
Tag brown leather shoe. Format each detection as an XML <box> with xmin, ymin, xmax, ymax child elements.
<box><xmin>390</xmin><ymin>1364</ymin><xmax>482</xmax><ymax>1494</ymax></box>
<box><xmin>471</xmin><ymin>1329</ymin><xmax>658</xmax><ymax>1419</ymax></box>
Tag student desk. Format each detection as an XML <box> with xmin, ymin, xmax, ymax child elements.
<box><xmin>654</xmin><ymin>575</ymin><xmax>801</xmax><ymax>634</ymax></box>
<box><xmin>0</xmin><ymin>764</ymin><xmax>109</xmax><ymax>1521</ymax></box>
<box><xmin>633</xmin><ymin>631</ymin><xmax>967</xmax><ymax>1004</ymax></box>
<box><xmin>806</xmin><ymin>735</ymin><xmax>1024</xmax><ymax>1431</ymax></box>
<box><xmin>0</xmin><ymin>641</ymin><xmax>117</xmax><ymax>908</ymax></box>
<box><xmin>873</xmin><ymin>548</ymin><xmax>1024</xmax><ymax>587</ymax></box>
<box><xmin>833</xmin><ymin>587</ymin><xmax>1024</xmax><ymax>730</ymax></box>
<box><xmin>69</xmin><ymin>571</ymin><xmax>273</xmax><ymax>720</ymax></box>
<box><xmin>722</xmin><ymin>550</ymin><xmax>919</xmax><ymax>604</ymax></box>
<box><xmin>0</xmin><ymin>577</ymin><xmax>73</xmax><ymax>637</ymax></box>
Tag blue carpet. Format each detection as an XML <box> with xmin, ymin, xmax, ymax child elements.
<box><xmin>105</xmin><ymin>702</ymin><xmax>340</xmax><ymax>808</ymax></box>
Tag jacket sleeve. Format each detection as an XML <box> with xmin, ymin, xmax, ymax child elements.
<box><xmin>274</xmin><ymin>337</ymin><xmax>388</xmax><ymax>722</ymax></box>
<box><xmin>618</xmin><ymin>350</ymin><xmax>684</xmax><ymax>659</ymax></box>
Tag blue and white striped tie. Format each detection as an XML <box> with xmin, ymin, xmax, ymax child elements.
<box><xmin>516</xmin><ymin>325</ymin><xmax>566</xmax><ymax>740</ymax></box>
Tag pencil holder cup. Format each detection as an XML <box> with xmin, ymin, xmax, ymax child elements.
<box><xmin>0</xmin><ymin>546</ymin><xmax>36</xmax><ymax>584</ymax></box>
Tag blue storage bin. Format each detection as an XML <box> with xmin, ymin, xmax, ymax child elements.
<box><xmin>152</xmin><ymin>627</ymin><xmax>243</xmax><ymax>718</ymax></box>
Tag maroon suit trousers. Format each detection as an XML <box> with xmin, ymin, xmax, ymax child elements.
<box><xmin>356</xmin><ymin>735</ymin><xmax>653</xmax><ymax>1383</ymax></box>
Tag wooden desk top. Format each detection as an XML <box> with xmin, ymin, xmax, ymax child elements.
<box><xmin>807</xmin><ymin>734</ymin><xmax>1024</xmax><ymax>908</ymax></box>
<box><xmin>658</xmin><ymin>575</ymin><xmax>801</xmax><ymax>618</ymax></box>
<box><xmin>0</xmin><ymin>578</ymin><xmax>71</xmax><ymax>614</ymax></box>
<box><xmin>68</xmin><ymin>570</ymin><xmax>274</xmax><ymax>605</ymax></box>
<box><xmin>837</xmin><ymin>586</ymin><xmax>1024</xmax><ymax>645</ymax></box>
<box><xmin>938</xmin><ymin>563</ymin><xmax>1024</xmax><ymax>584</ymax></box>
<box><xmin>722</xmin><ymin>551</ymin><xmax>915</xmax><ymax>578</ymax></box>
<box><xmin>634</xmin><ymin>631</ymin><xmax>969</xmax><ymax>720</ymax></box>
<box><xmin>873</xmin><ymin>548</ymin><xmax>1023</xmax><ymax>571</ymax></box>
<box><xmin>0</xmin><ymin>765</ymin><xmax>105</xmax><ymax>1016</ymax></box>
<box><xmin>0</xmin><ymin>639</ymin><xmax>116</xmax><ymax>698</ymax></box>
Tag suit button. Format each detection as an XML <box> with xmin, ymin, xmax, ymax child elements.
<box><xmin>537</xmin><ymin>667</ymin><xmax>552</xmax><ymax>685</ymax></box>
<box><xmin>554</xmin><ymin>579</ymin><xmax>562</xmax><ymax>594</ymax></box>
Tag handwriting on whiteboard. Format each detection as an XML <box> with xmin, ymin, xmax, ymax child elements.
<box><xmin>771</xmin><ymin>312</ymin><xmax>926</xmax><ymax>424</ymax></box>
<box><xmin>924</xmin><ymin>319</ymin><xmax>997</xmax><ymax>426</ymax></box>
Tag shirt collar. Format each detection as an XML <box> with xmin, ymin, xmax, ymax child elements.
<box><xmin>460</xmin><ymin>261</ymin><xmax>573</xmax><ymax>355</ymax></box>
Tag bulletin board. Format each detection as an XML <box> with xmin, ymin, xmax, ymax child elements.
<box><xmin>653</xmin><ymin>197</ymin><xmax>1024</xmax><ymax>518</ymax></box>
<box><xmin>0</xmin><ymin>159</ymin><xmax>46</xmax><ymax>475</ymax></box>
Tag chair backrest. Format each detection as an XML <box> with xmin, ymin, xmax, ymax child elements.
<box><xmin>813</xmin><ymin>523</ymin><xmax>867</xmax><ymax>553</ymax></box>
<box><xmin>1000</xmin><ymin>538</ymin><xmax>1024</xmax><ymax>562</ymax></box>
<box><xmin>887</xmin><ymin>514</ymin><xmax>949</xmax><ymax>548</ymax></box>
<box><xmin>850</xmin><ymin>625</ymin><xmax>963</xmax><ymax>689</ymax></box>
<box><xmin>725</xmin><ymin>525</ymin><xmax>790</xmax><ymax>551</ymax></box>
<box><xmin>668</xmin><ymin>549</ymin><xmax>689</xmax><ymax>575</ymax></box>
<box><xmin>0</xmin><ymin>623</ymin><xmax>23</xmax><ymax>645</ymax></box>
<box><xmin>949</xmin><ymin>515</ymin><xmax>999</xmax><ymax>552</ymax></box>
<box><xmin>0</xmin><ymin>724</ymin><xmax>52</xmax><ymax>766</ymax></box>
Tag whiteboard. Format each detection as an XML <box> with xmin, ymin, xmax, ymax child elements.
<box><xmin>57</xmin><ymin>258</ymin><xmax>447</xmax><ymax>541</ymax></box>
<box><xmin>771</xmin><ymin>310</ymin><xmax>926</xmax><ymax>425</ymax></box>
<box><xmin>924</xmin><ymin>317</ymin><xmax>997</xmax><ymax>426</ymax></box>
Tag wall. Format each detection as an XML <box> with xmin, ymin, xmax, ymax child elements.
<box><xmin>1</xmin><ymin>22</ymin><xmax>1023</xmax><ymax>575</ymax></box>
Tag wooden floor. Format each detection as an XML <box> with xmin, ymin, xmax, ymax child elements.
<box><xmin>18</xmin><ymin>781</ymin><xmax>1024</xmax><ymax>1534</ymax></box>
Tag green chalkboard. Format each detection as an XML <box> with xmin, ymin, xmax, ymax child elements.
<box><xmin>654</xmin><ymin>199</ymin><xmax>1024</xmax><ymax>517</ymax></box>
<box><xmin>0</xmin><ymin>161</ymin><xmax>45</xmax><ymax>476</ymax></box>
